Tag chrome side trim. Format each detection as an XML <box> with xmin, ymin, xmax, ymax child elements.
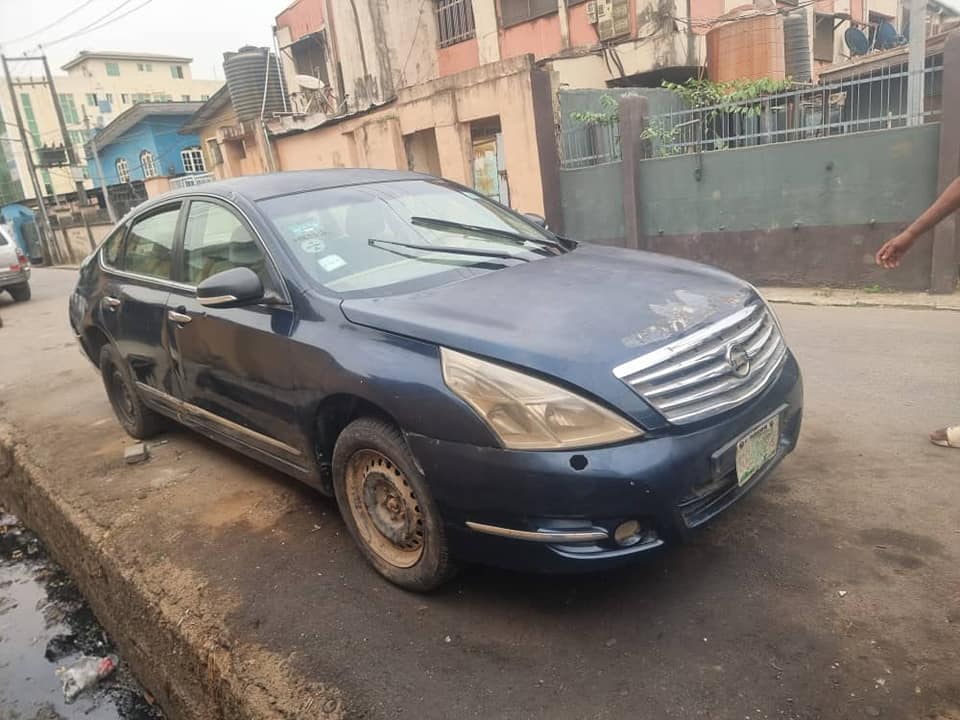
<box><xmin>135</xmin><ymin>382</ymin><xmax>302</xmax><ymax>457</ymax></box>
<box><xmin>99</xmin><ymin>256</ymin><xmax>196</xmax><ymax>292</ymax></box>
<box><xmin>465</xmin><ymin>521</ymin><xmax>609</xmax><ymax>543</ymax></box>
<box><xmin>613</xmin><ymin>304</ymin><xmax>760</xmax><ymax>379</ymax></box>
<box><xmin>198</xmin><ymin>294</ymin><xmax>238</xmax><ymax>307</ymax></box>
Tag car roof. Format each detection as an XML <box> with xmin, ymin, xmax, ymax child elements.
<box><xmin>156</xmin><ymin>168</ymin><xmax>435</xmax><ymax>205</ymax></box>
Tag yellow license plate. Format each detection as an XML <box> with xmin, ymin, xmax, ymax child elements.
<box><xmin>735</xmin><ymin>416</ymin><xmax>780</xmax><ymax>486</ymax></box>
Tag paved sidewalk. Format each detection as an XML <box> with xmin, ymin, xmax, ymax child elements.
<box><xmin>761</xmin><ymin>286</ymin><xmax>960</xmax><ymax>311</ymax></box>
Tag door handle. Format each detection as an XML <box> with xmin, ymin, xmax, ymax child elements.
<box><xmin>168</xmin><ymin>310</ymin><xmax>192</xmax><ymax>324</ymax></box>
<box><xmin>103</xmin><ymin>296</ymin><xmax>121</xmax><ymax>308</ymax></box>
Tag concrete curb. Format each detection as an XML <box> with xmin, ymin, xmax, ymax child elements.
<box><xmin>760</xmin><ymin>287</ymin><xmax>960</xmax><ymax>312</ymax></box>
<box><xmin>0</xmin><ymin>424</ymin><xmax>346</xmax><ymax>720</ymax></box>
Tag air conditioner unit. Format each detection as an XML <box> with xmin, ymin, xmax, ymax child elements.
<box><xmin>596</xmin><ymin>0</ymin><xmax>629</xmax><ymax>40</ymax></box>
<box><xmin>586</xmin><ymin>1</ymin><xmax>599</xmax><ymax>23</ymax></box>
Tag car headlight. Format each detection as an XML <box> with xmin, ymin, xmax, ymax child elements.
<box><xmin>441</xmin><ymin>348</ymin><xmax>644</xmax><ymax>450</ymax></box>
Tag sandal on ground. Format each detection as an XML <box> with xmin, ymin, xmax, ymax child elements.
<box><xmin>929</xmin><ymin>425</ymin><xmax>960</xmax><ymax>448</ymax></box>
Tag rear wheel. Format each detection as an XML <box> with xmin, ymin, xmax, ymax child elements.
<box><xmin>332</xmin><ymin>417</ymin><xmax>455</xmax><ymax>591</ymax></box>
<box><xmin>8</xmin><ymin>283</ymin><xmax>30</xmax><ymax>302</ymax></box>
<box><xmin>99</xmin><ymin>344</ymin><xmax>167</xmax><ymax>439</ymax></box>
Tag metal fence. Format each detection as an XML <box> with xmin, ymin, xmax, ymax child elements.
<box><xmin>641</xmin><ymin>55</ymin><xmax>944</xmax><ymax>158</ymax></box>
<box><xmin>559</xmin><ymin>122</ymin><xmax>621</xmax><ymax>169</ymax></box>
<box><xmin>559</xmin><ymin>54</ymin><xmax>944</xmax><ymax>167</ymax></box>
<box><xmin>170</xmin><ymin>172</ymin><xmax>216</xmax><ymax>190</ymax></box>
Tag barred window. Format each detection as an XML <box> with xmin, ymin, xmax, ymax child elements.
<box><xmin>501</xmin><ymin>0</ymin><xmax>556</xmax><ymax>26</ymax></box>
<box><xmin>141</xmin><ymin>150</ymin><xmax>157</xmax><ymax>178</ymax></box>
<box><xmin>116</xmin><ymin>157</ymin><xmax>130</xmax><ymax>183</ymax></box>
<box><xmin>435</xmin><ymin>0</ymin><xmax>475</xmax><ymax>48</ymax></box>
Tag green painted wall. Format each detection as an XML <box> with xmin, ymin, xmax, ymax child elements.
<box><xmin>559</xmin><ymin>162</ymin><xmax>624</xmax><ymax>244</ymax></box>
<box><xmin>636</xmin><ymin>124</ymin><xmax>941</xmax><ymax>236</ymax></box>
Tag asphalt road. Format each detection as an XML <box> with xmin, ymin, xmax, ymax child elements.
<box><xmin>1</xmin><ymin>269</ymin><xmax>958</xmax><ymax>720</ymax></box>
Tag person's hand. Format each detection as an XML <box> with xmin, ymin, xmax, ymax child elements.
<box><xmin>875</xmin><ymin>232</ymin><xmax>915</xmax><ymax>269</ymax></box>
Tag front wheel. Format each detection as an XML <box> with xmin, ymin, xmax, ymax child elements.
<box><xmin>332</xmin><ymin>417</ymin><xmax>456</xmax><ymax>591</ymax></box>
<box><xmin>99</xmin><ymin>344</ymin><xmax>167</xmax><ymax>440</ymax></box>
<box><xmin>8</xmin><ymin>283</ymin><xmax>30</xmax><ymax>302</ymax></box>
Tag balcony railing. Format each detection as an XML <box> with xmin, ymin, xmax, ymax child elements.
<box><xmin>170</xmin><ymin>172</ymin><xmax>215</xmax><ymax>190</ymax></box>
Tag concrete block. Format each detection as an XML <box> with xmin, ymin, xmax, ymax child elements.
<box><xmin>124</xmin><ymin>443</ymin><xmax>149</xmax><ymax>465</ymax></box>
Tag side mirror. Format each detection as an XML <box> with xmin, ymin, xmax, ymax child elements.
<box><xmin>523</xmin><ymin>212</ymin><xmax>547</xmax><ymax>229</ymax></box>
<box><xmin>197</xmin><ymin>267</ymin><xmax>264</xmax><ymax>307</ymax></box>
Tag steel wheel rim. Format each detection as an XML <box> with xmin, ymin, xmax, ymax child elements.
<box><xmin>109</xmin><ymin>367</ymin><xmax>135</xmax><ymax>425</ymax></box>
<box><xmin>344</xmin><ymin>449</ymin><xmax>424</xmax><ymax>569</ymax></box>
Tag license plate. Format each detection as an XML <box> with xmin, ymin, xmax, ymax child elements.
<box><xmin>735</xmin><ymin>415</ymin><xmax>780</xmax><ymax>486</ymax></box>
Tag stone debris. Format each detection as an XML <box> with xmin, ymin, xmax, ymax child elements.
<box><xmin>124</xmin><ymin>443</ymin><xmax>150</xmax><ymax>465</ymax></box>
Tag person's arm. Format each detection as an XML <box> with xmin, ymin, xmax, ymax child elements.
<box><xmin>876</xmin><ymin>176</ymin><xmax>960</xmax><ymax>268</ymax></box>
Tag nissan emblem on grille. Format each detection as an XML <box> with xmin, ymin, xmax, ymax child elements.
<box><xmin>725</xmin><ymin>343</ymin><xmax>751</xmax><ymax>378</ymax></box>
<box><xmin>611</xmin><ymin>303</ymin><xmax>787</xmax><ymax>424</ymax></box>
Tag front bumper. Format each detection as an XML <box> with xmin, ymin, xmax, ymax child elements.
<box><xmin>407</xmin><ymin>353</ymin><xmax>803</xmax><ymax>573</ymax></box>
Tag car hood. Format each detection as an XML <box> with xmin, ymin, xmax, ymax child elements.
<box><xmin>340</xmin><ymin>244</ymin><xmax>754</xmax><ymax>426</ymax></box>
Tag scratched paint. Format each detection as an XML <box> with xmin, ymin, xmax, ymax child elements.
<box><xmin>620</xmin><ymin>288</ymin><xmax>747</xmax><ymax>348</ymax></box>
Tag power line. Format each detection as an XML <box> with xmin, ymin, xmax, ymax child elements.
<box><xmin>0</xmin><ymin>0</ymin><xmax>99</xmax><ymax>47</ymax></box>
<box><xmin>35</xmin><ymin>0</ymin><xmax>153</xmax><ymax>52</ymax></box>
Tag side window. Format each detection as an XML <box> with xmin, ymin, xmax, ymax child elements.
<box><xmin>182</xmin><ymin>201</ymin><xmax>269</xmax><ymax>287</ymax></box>
<box><xmin>121</xmin><ymin>205</ymin><xmax>180</xmax><ymax>280</ymax></box>
<box><xmin>100</xmin><ymin>225</ymin><xmax>126</xmax><ymax>267</ymax></box>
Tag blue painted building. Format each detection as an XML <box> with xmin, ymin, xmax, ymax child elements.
<box><xmin>87</xmin><ymin>101</ymin><xmax>205</xmax><ymax>187</ymax></box>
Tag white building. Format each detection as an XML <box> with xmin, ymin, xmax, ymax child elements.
<box><xmin>0</xmin><ymin>51</ymin><xmax>222</xmax><ymax>203</ymax></box>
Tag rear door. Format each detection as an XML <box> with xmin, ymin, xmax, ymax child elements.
<box><xmin>111</xmin><ymin>202</ymin><xmax>184</xmax><ymax>396</ymax></box>
<box><xmin>164</xmin><ymin>197</ymin><xmax>304</xmax><ymax>467</ymax></box>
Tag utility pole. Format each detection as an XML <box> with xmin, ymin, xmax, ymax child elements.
<box><xmin>83</xmin><ymin>112</ymin><xmax>116</xmax><ymax>223</ymax></box>
<box><xmin>2</xmin><ymin>54</ymin><xmax>56</xmax><ymax>264</ymax></box>
<box><xmin>41</xmin><ymin>54</ymin><xmax>87</xmax><ymax>204</ymax></box>
<box><xmin>906</xmin><ymin>0</ymin><xmax>927</xmax><ymax>125</ymax></box>
<box><xmin>556</xmin><ymin>0</ymin><xmax>571</xmax><ymax>49</ymax></box>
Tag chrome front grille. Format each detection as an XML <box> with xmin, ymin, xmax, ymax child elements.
<box><xmin>613</xmin><ymin>303</ymin><xmax>787</xmax><ymax>424</ymax></box>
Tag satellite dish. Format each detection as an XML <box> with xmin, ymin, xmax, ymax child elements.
<box><xmin>844</xmin><ymin>27</ymin><xmax>870</xmax><ymax>55</ymax></box>
<box><xmin>876</xmin><ymin>20</ymin><xmax>903</xmax><ymax>49</ymax></box>
<box><xmin>296</xmin><ymin>74</ymin><xmax>321</xmax><ymax>90</ymax></box>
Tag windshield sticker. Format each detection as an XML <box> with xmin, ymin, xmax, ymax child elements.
<box><xmin>300</xmin><ymin>237</ymin><xmax>327</xmax><ymax>254</ymax></box>
<box><xmin>318</xmin><ymin>254</ymin><xmax>347</xmax><ymax>273</ymax></box>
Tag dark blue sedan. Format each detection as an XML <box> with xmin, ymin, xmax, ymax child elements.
<box><xmin>69</xmin><ymin>169</ymin><xmax>802</xmax><ymax>591</ymax></box>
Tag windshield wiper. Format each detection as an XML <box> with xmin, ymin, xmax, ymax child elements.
<box><xmin>410</xmin><ymin>216</ymin><xmax>566</xmax><ymax>253</ymax></box>
<box><xmin>367</xmin><ymin>238</ymin><xmax>530</xmax><ymax>262</ymax></box>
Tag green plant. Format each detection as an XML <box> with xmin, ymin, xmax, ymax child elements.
<box><xmin>569</xmin><ymin>94</ymin><xmax>620</xmax><ymax>126</ymax></box>
<box><xmin>639</xmin><ymin>118</ymin><xmax>683</xmax><ymax>157</ymax></box>
<box><xmin>662</xmin><ymin>77</ymin><xmax>794</xmax><ymax>120</ymax></box>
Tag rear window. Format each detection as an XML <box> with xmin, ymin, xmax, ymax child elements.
<box><xmin>0</xmin><ymin>227</ymin><xmax>9</xmax><ymax>246</ymax></box>
<box><xmin>100</xmin><ymin>225</ymin><xmax>125</xmax><ymax>267</ymax></box>
<box><xmin>121</xmin><ymin>205</ymin><xmax>181</xmax><ymax>280</ymax></box>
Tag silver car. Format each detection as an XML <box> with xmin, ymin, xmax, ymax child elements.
<box><xmin>0</xmin><ymin>224</ymin><xmax>30</xmax><ymax>302</ymax></box>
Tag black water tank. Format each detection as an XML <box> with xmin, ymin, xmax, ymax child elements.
<box><xmin>222</xmin><ymin>46</ymin><xmax>286</xmax><ymax>122</ymax></box>
<box><xmin>783</xmin><ymin>11</ymin><xmax>812</xmax><ymax>83</ymax></box>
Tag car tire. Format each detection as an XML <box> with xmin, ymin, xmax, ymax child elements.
<box><xmin>332</xmin><ymin>417</ymin><xmax>456</xmax><ymax>592</ymax></box>
<box><xmin>98</xmin><ymin>344</ymin><xmax>167</xmax><ymax>440</ymax></box>
<box><xmin>9</xmin><ymin>283</ymin><xmax>30</xmax><ymax>302</ymax></box>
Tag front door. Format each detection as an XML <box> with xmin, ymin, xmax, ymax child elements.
<box><xmin>165</xmin><ymin>198</ymin><xmax>304</xmax><ymax>468</ymax></box>
<box><xmin>110</xmin><ymin>202</ymin><xmax>183</xmax><ymax>396</ymax></box>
